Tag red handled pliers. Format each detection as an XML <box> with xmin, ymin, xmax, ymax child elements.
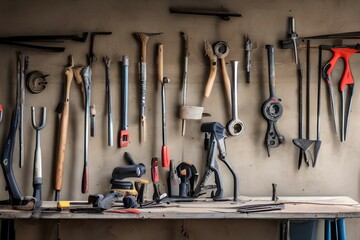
<box><xmin>322</xmin><ymin>47</ymin><xmax>360</xmax><ymax>141</ymax></box>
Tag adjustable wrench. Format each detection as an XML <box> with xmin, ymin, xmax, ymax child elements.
<box><xmin>120</xmin><ymin>56</ymin><xmax>129</xmax><ymax>147</ymax></box>
<box><xmin>226</xmin><ymin>61</ymin><xmax>244</xmax><ymax>136</ymax></box>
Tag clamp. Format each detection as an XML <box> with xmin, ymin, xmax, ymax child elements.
<box><xmin>193</xmin><ymin>122</ymin><xmax>238</xmax><ymax>201</ymax></box>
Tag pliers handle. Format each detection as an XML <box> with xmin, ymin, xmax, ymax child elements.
<box><xmin>324</xmin><ymin>48</ymin><xmax>359</xmax><ymax>91</ymax></box>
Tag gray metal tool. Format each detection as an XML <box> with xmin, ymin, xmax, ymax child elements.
<box><xmin>161</xmin><ymin>77</ymin><xmax>170</xmax><ymax>168</ymax></box>
<box><xmin>245</xmin><ymin>35</ymin><xmax>257</xmax><ymax>84</ymax></box>
<box><xmin>81</xmin><ymin>66</ymin><xmax>92</xmax><ymax>194</ymax></box>
<box><xmin>193</xmin><ymin>122</ymin><xmax>238</xmax><ymax>201</ymax></box>
<box><xmin>103</xmin><ymin>56</ymin><xmax>113</xmax><ymax>146</ymax></box>
<box><xmin>226</xmin><ymin>60</ymin><xmax>244</xmax><ymax>136</ymax></box>
<box><xmin>181</xmin><ymin>32</ymin><xmax>189</xmax><ymax>136</ymax></box>
<box><xmin>16</xmin><ymin>52</ymin><xmax>25</xmax><ymax>168</ymax></box>
<box><xmin>119</xmin><ymin>56</ymin><xmax>129</xmax><ymax>147</ymax></box>
<box><xmin>261</xmin><ymin>45</ymin><xmax>285</xmax><ymax>156</ymax></box>
<box><xmin>31</xmin><ymin>106</ymin><xmax>46</xmax><ymax>207</ymax></box>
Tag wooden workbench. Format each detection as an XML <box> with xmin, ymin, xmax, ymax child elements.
<box><xmin>1</xmin><ymin>196</ymin><xmax>360</xmax><ymax>220</ymax></box>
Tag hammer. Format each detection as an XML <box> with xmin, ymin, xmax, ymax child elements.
<box><xmin>135</xmin><ymin>32</ymin><xmax>162</xmax><ymax>143</ymax></box>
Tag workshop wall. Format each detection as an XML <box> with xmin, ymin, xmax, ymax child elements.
<box><xmin>0</xmin><ymin>0</ymin><xmax>360</xmax><ymax>239</ymax></box>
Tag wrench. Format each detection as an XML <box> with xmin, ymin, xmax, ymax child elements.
<box><xmin>226</xmin><ymin>60</ymin><xmax>244</xmax><ymax>136</ymax></box>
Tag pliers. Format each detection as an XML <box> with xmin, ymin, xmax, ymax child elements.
<box><xmin>322</xmin><ymin>46</ymin><xmax>360</xmax><ymax>141</ymax></box>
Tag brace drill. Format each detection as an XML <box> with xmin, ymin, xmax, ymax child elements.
<box><xmin>193</xmin><ymin>122</ymin><xmax>238</xmax><ymax>201</ymax></box>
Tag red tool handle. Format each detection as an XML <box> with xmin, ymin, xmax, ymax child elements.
<box><xmin>82</xmin><ymin>163</ymin><xmax>89</xmax><ymax>194</ymax></box>
<box><xmin>326</xmin><ymin>48</ymin><xmax>359</xmax><ymax>91</ymax></box>
<box><xmin>151</xmin><ymin>158</ymin><xmax>159</xmax><ymax>183</ymax></box>
<box><xmin>119</xmin><ymin>130</ymin><xmax>129</xmax><ymax>147</ymax></box>
<box><xmin>161</xmin><ymin>146</ymin><xmax>170</xmax><ymax>168</ymax></box>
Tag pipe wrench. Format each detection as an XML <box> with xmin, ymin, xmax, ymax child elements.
<box><xmin>322</xmin><ymin>46</ymin><xmax>360</xmax><ymax>141</ymax></box>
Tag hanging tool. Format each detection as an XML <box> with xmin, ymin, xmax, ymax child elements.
<box><xmin>16</xmin><ymin>52</ymin><xmax>26</xmax><ymax>168</ymax></box>
<box><xmin>169</xmin><ymin>7</ymin><xmax>241</xmax><ymax>21</ymax></box>
<box><xmin>26</xmin><ymin>70</ymin><xmax>49</xmax><ymax>94</ymax></box>
<box><xmin>193</xmin><ymin>122</ymin><xmax>238</xmax><ymax>201</ymax></box>
<box><xmin>226</xmin><ymin>60</ymin><xmax>244</xmax><ymax>136</ymax></box>
<box><xmin>31</xmin><ymin>106</ymin><xmax>46</xmax><ymax>207</ymax></box>
<box><xmin>261</xmin><ymin>45</ymin><xmax>285</xmax><ymax>156</ymax></box>
<box><xmin>87</xmin><ymin>32</ymin><xmax>112</xmax><ymax>138</ymax></box>
<box><xmin>313</xmin><ymin>46</ymin><xmax>324</xmax><ymax>166</ymax></box>
<box><xmin>280</xmin><ymin>30</ymin><xmax>360</xmax><ymax>49</ymax></box>
<box><xmin>87</xmin><ymin>32</ymin><xmax>112</xmax><ymax>65</ymax></box>
<box><xmin>161</xmin><ymin>77</ymin><xmax>170</xmax><ymax>168</ymax></box>
<box><xmin>287</xmin><ymin>17</ymin><xmax>308</xmax><ymax>168</ymax></box>
<box><xmin>237</xmin><ymin>203</ymin><xmax>285</xmax><ymax>213</ymax></box>
<box><xmin>135</xmin><ymin>32</ymin><xmax>163</xmax><ymax>143</ymax></box>
<box><xmin>103</xmin><ymin>56</ymin><xmax>113</xmax><ymax>146</ymax></box>
<box><xmin>151</xmin><ymin>158</ymin><xmax>161</xmax><ymax>200</ymax></box>
<box><xmin>1</xmin><ymin>107</ymin><xmax>35</xmax><ymax>209</ymax></box>
<box><xmin>0</xmin><ymin>32</ymin><xmax>88</xmax><ymax>53</ymax></box>
<box><xmin>80</xmin><ymin>65</ymin><xmax>92</xmax><ymax>194</ymax></box>
<box><xmin>213</xmin><ymin>41</ymin><xmax>231</xmax><ymax>108</ymax></box>
<box><xmin>244</xmin><ymin>35</ymin><xmax>257</xmax><ymax>84</ymax></box>
<box><xmin>204</xmin><ymin>41</ymin><xmax>218</xmax><ymax>98</ymax></box>
<box><xmin>181</xmin><ymin>32</ymin><xmax>190</xmax><ymax>136</ymax></box>
<box><xmin>54</xmin><ymin>55</ymin><xmax>74</xmax><ymax>201</ymax></box>
<box><xmin>322</xmin><ymin>45</ymin><xmax>360</xmax><ymax>142</ymax></box>
<box><xmin>120</xmin><ymin>56</ymin><xmax>130</xmax><ymax>147</ymax></box>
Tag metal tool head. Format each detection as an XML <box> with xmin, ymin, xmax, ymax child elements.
<box><xmin>31</xmin><ymin>106</ymin><xmax>46</xmax><ymax>130</ymax></box>
<box><xmin>136</xmin><ymin>32</ymin><xmax>163</xmax><ymax>37</ymax></box>
<box><xmin>65</xmin><ymin>55</ymin><xmax>74</xmax><ymax>69</ymax></box>
<box><xmin>72</xmin><ymin>32</ymin><xmax>89</xmax><ymax>42</ymax></box>
<box><xmin>213</xmin><ymin>41</ymin><xmax>230</xmax><ymax>58</ymax></box>
<box><xmin>103</xmin><ymin>55</ymin><xmax>111</xmax><ymax>67</ymax></box>
<box><xmin>88</xmin><ymin>32</ymin><xmax>112</xmax><ymax>65</ymax></box>
<box><xmin>245</xmin><ymin>35</ymin><xmax>257</xmax><ymax>50</ymax></box>
<box><xmin>204</xmin><ymin>41</ymin><xmax>216</xmax><ymax>59</ymax></box>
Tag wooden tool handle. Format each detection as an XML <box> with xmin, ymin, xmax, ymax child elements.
<box><xmin>73</xmin><ymin>67</ymin><xmax>85</xmax><ymax>107</ymax></box>
<box><xmin>220</xmin><ymin>58</ymin><xmax>231</xmax><ymax>107</ymax></box>
<box><xmin>137</xmin><ymin>33</ymin><xmax>149</xmax><ymax>62</ymax></box>
<box><xmin>54</xmin><ymin>102</ymin><xmax>69</xmax><ymax>191</ymax></box>
<box><xmin>140</xmin><ymin>116</ymin><xmax>147</xmax><ymax>142</ymax></box>
<box><xmin>204</xmin><ymin>60</ymin><xmax>217</xmax><ymax>97</ymax></box>
<box><xmin>158</xmin><ymin>43</ymin><xmax>164</xmax><ymax>83</ymax></box>
<box><xmin>204</xmin><ymin>41</ymin><xmax>217</xmax><ymax>97</ymax></box>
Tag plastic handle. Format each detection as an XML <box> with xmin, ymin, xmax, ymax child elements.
<box><xmin>162</xmin><ymin>146</ymin><xmax>170</xmax><ymax>168</ymax></box>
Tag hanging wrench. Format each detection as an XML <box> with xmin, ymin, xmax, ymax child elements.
<box><xmin>226</xmin><ymin>60</ymin><xmax>244</xmax><ymax>136</ymax></box>
<box><xmin>120</xmin><ymin>56</ymin><xmax>129</xmax><ymax>147</ymax></box>
<box><xmin>31</xmin><ymin>106</ymin><xmax>46</xmax><ymax>207</ymax></box>
<box><xmin>261</xmin><ymin>45</ymin><xmax>285</xmax><ymax>156</ymax></box>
